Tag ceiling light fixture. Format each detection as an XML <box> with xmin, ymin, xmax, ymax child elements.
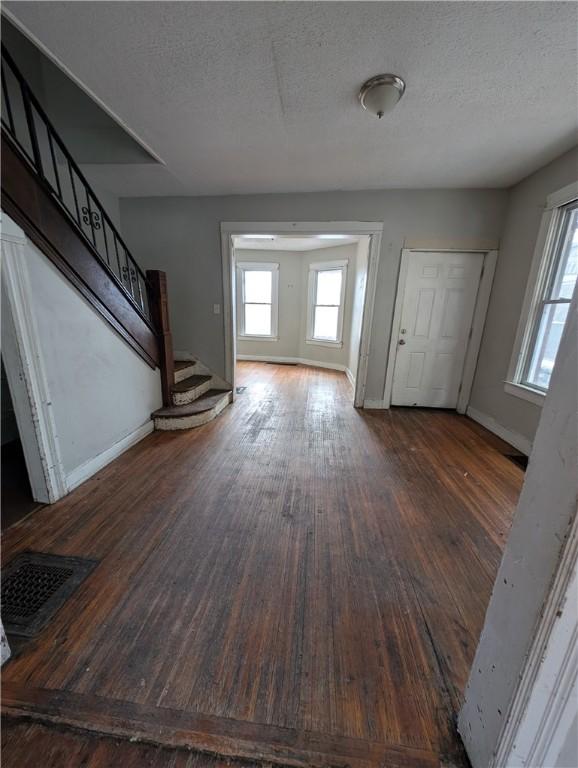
<box><xmin>358</xmin><ymin>74</ymin><xmax>405</xmax><ymax>119</ymax></box>
<box><xmin>317</xmin><ymin>234</ymin><xmax>348</xmax><ymax>240</ymax></box>
<box><xmin>241</xmin><ymin>234</ymin><xmax>275</xmax><ymax>239</ymax></box>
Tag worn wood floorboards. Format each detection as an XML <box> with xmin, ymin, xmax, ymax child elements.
<box><xmin>1</xmin><ymin>362</ymin><xmax>523</xmax><ymax>767</ymax></box>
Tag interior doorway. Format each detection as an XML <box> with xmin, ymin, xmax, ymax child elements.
<box><xmin>1</xmin><ymin>358</ymin><xmax>43</xmax><ymax>529</ymax></box>
<box><xmin>221</xmin><ymin>222</ymin><xmax>383</xmax><ymax>407</ymax></box>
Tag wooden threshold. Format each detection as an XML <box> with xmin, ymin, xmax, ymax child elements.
<box><xmin>2</xmin><ymin>684</ymin><xmax>438</xmax><ymax>768</ymax></box>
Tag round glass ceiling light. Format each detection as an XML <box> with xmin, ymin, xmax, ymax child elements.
<box><xmin>358</xmin><ymin>74</ymin><xmax>405</xmax><ymax>119</ymax></box>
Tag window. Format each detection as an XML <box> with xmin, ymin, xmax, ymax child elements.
<box><xmin>236</xmin><ymin>262</ymin><xmax>279</xmax><ymax>339</ymax></box>
<box><xmin>507</xmin><ymin>187</ymin><xmax>578</xmax><ymax>402</ymax></box>
<box><xmin>306</xmin><ymin>260</ymin><xmax>348</xmax><ymax>346</ymax></box>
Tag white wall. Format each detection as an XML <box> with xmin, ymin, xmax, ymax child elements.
<box><xmin>1</xmin><ymin>215</ymin><xmax>162</xmax><ymax>492</ymax></box>
<box><xmin>469</xmin><ymin>146</ymin><xmax>578</xmax><ymax>447</ymax></box>
<box><xmin>121</xmin><ymin>189</ymin><xmax>507</xmax><ymax>402</ymax></box>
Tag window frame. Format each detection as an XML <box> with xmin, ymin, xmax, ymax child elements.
<box><xmin>506</xmin><ymin>181</ymin><xmax>578</xmax><ymax>405</ymax></box>
<box><xmin>236</xmin><ymin>261</ymin><xmax>279</xmax><ymax>341</ymax></box>
<box><xmin>306</xmin><ymin>259</ymin><xmax>348</xmax><ymax>348</ymax></box>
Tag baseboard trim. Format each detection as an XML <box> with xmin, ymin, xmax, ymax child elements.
<box><xmin>237</xmin><ymin>354</ymin><xmax>347</xmax><ymax>373</ymax></box>
<box><xmin>363</xmin><ymin>399</ymin><xmax>388</xmax><ymax>409</ymax></box>
<box><xmin>345</xmin><ymin>367</ymin><xmax>356</xmax><ymax>389</ymax></box>
<box><xmin>66</xmin><ymin>421</ymin><xmax>154</xmax><ymax>492</ymax></box>
<box><xmin>466</xmin><ymin>406</ymin><xmax>532</xmax><ymax>456</ymax></box>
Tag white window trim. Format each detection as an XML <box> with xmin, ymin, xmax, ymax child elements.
<box><xmin>236</xmin><ymin>261</ymin><xmax>279</xmax><ymax>340</ymax></box>
<box><xmin>306</xmin><ymin>259</ymin><xmax>348</xmax><ymax>348</ymax></box>
<box><xmin>505</xmin><ymin>181</ymin><xmax>578</xmax><ymax>406</ymax></box>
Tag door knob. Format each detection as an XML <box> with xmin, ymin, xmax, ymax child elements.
<box><xmin>398</xmin><ymin>339</ymin><xmax>406</xmax><ymax>345</ymax></box>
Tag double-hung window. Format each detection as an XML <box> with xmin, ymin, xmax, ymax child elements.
<box><xmin>236</xmin><ymin>262</ymin><xmax>279</xmax><ymax>339</ymax></box>
<box><xmin>306</xmin><ymin>260</ymin><xmax>348</xmax><ymax>346</ymax></box>
<box><xmin>507</xmin><ymin>186</ymin><xmax>578</xmax><ymax>402</ymax></box>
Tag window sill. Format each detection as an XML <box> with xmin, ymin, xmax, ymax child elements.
<box><xmin>504</xmin><ymin>381</ymin><xmax>546</xmax><ymax>407</ymax></box>
<box><xmin>238</xmin><ymin>335</ymin><xmax>279</xmax><ymax>342</ymax></box>
<box><xmin>306</xmin><ymin>338</ymin><xmax>343</xmax><ymax>349</ymax></box>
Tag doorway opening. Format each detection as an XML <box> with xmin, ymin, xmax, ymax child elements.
<box><xmin>221</xmin><ymin>222</ymin><xmax>383</xmax><ymax>407</ymax></box>
<box><xmin>1</xmin><ymin>357</ymin><xmax>43</xmax><ymax>530</ymax></box>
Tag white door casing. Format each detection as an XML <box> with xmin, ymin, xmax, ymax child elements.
<box><xmin>390</xmin><ymin>251</ymin><xmax>484</xmax><ymax>408</ymax></box>
<box><xmin>1</xmin><ymin>218</ymin><xmax>67</xmax><ymax>503</ymax></box>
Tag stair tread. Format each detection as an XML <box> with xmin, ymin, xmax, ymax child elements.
<box><xmin>172</xmin><ymin>374</ymin><xmax>212</xmax><ymax>393</ymax></box>
<box><xmin>174</xmin><ymin>360</ymin><xmax>196</xmax><ymax>371</ymax></box>
<box><xmin>153</xmin><ymin>389</ymin><xmax>230</xmax><ymax>418</ymax></box>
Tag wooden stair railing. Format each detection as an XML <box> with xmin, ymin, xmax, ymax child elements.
<box><xmin>146</xmin><ymin>271</ymin><xmax>174</xmax><ymax>405</ymax></box>
<box><xmin>1</xmin><ymin>44</ymin><xmax>162</xmax><ymax>371</ymax></box>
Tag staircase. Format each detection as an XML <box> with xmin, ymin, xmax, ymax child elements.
<box><xmin>152</xmin><ymin>359</ymin><xmax>232</xmax><ymax>430</ymax></box>
<box><xmin>1</xmin><ymin>47</ymin><xmax>233</xmax><ymax>433</ymax></box>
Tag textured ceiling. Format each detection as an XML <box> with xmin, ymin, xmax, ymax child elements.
<box><xmin>5</xmin><ymin>1</ymin><xmax>578</xmax><ymax>196</ymax></box>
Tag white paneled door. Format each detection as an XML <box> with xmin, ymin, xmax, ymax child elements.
<box><xmin>391</xmin><ymin>251</ymin><xmax>484</xmax><ymax>408</ymax></box>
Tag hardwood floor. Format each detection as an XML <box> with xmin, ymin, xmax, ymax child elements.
<box><xmin>1</xmin><ymin>362</ymin><xmax>523</xmax><ymax>767</ymax></box>
<box><xmin>2</xmin><ymin>720</ymin><xmax>258</xmax><ymax>768</ymax></box>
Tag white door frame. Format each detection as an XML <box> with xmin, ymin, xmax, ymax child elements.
<box><xmin>220</xmin><ymin>221</ymin><xmax>383</xmax><ymax>407</ymax></box>
<box><xmin>383</xmin><ymin>248</ymin><xmax>498</xmax><ymax>414</ymax></box>
<box><xmin>1</xmin><ymin>221</ymin><xmax>67</xmax><ymax>503</ymax></box>
<box><xmin>458</xmin><ymin>285</ymin><xmax>578</xmax><ymax>768</ymax></box>
<box><xmin>491</xmin><ymin>512</ymin><xmax>577</xmax><ymax>767</ymax></box>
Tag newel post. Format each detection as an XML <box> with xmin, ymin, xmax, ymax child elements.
<box><xmin>146</xmin><ymin>270</ymin><xmax>174</xmax><ymax>406</ymax></box>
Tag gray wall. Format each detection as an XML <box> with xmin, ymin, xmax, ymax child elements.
<box><xmin>121</xmin><ymin>189</ymin><xmax>507</xmax><ymax>402</ymax></box>
<box><xmin>236</xmin><ymin>249</ymin><xmax>304</xmax><ymax>359</ymax></box>
<box><xmin>236</xmin><ymin>243</ymin><xmax>363</xmax><ymax>372</ymax></box>
<box><xmin>298</xmin><ymin>244</ymin><xmax>358</xmax><ymax>368</ymax></box>
<box><xmin>469</xmin><ymin>146</ymin><xmax>578</xmax><ymax>445</ymax></box>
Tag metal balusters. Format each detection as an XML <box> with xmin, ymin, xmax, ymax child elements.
<box><xmin>101</xmin><ymin>211</ymin><xmax>111</xmax><ymax>268</ymax></box>
<box><xmin>21</xmin><ymin>83</ymin><xmax>43</xmax><ymax>176</ymax></box>
<box><xmin>47</xmin><ymin>132</ymin><xmax>62</xmax><ymax>200</ymax></box>
<box><xmin>0</xmin><ymin>45</ymin><xmax>154</xmax><ymax>327</ymax></box>
<box><xmin>1</xmin><ymin>66</ymin><xmax>15</xmax><ymax>134</ymax></box>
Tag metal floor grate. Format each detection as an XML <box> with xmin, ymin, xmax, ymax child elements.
<box><xmin>1</xmin><ymin>552</ymin><xmax>97</xmax><ymax>638</ymax></box>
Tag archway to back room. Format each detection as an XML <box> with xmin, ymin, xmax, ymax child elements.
<box><xmin>231</xmin><ymin>232</ymin><xmax>372</xmax><ymax>406</ymax></box>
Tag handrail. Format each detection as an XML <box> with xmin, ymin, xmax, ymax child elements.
<box><xmin>1</xmin><ymin>44</ymin><xmax>154</xmax><ymax>328</ymax></box>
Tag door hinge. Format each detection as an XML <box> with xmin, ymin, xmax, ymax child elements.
<box><xmin>480</xmin><ymin>264</ymin><xmax>485</xmax><ymax>278</ymax></box>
